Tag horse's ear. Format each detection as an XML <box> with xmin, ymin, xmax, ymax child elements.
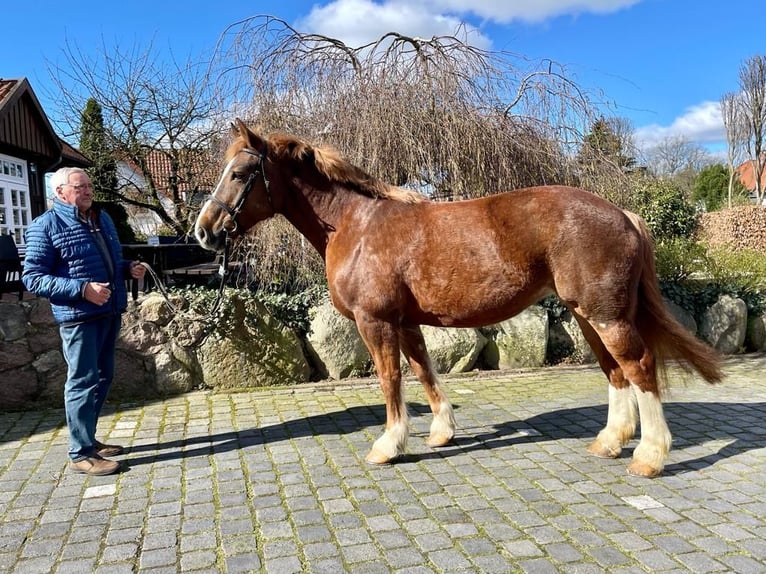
<box><xmin>233</xmin><ymin>118</ymin><xmax>267</xmax><ymax>154</ymax></box>
<box><xmin>234</xmin><ymin>118</ymin><xmax>247</xmax><ymax>135</ymax></box>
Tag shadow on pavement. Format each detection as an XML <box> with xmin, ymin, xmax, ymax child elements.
<box><xmin>123</xmin><ymin>400</ymin><xmax>766</xmax><ymax>475</ymax></box>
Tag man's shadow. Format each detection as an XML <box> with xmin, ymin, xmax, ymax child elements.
<box><xmin>124</xmin><ymin>400</ymin><xmax>766</xmax><ymax>475</ymax></box>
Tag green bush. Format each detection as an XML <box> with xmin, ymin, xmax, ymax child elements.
<box><xmin>704</xmin><ymin>247</ymin><xmax>766</xmax><ymax>315</ymax></box>
<box><xmin>659</xmin><ymin>244</ymin><xmax>766</xmax><ymax>320</ymax></box>
<box><xmin>631</xmin><ymin>177</ymin><xmax>698</xmax><ymax>240</ymax></box>
<box><xmin>654</xmin><ymin>238</ymin><xmax>707</xmax><ymax>283</ymax></box>
<box><xmin>255</xmin><ymin>284</ymin><xmax>327</xmax><ymax>337</ymax></box>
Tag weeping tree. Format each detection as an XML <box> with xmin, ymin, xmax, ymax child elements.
<box><xmin>210</xmin><ymin>15</ymin><xmax>624</xmax><ymax>290</ymax></box>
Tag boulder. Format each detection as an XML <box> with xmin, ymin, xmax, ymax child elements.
<box><xmin>700</xmin><ymin>294</ymin><xmax>747</xmax><ymax>354</ymax></box>
<box><xmin>746</xmin><ymin>312</ymin><xmax>766</xmax><ymax>352</ymax></box>
<box><xmin>411</xmin><ymin>326</ymin><xmax>487</xmax><ymax>374</ymax></box>
<box><xmin>306</xmin><ymin>298</ymin><xmax>370</xmax><ymax>379</ymax></box>
<box><xmin>153</xmin><ymin>342</ymin><xmax>201</xmax><ymax>395</ymax></box>
<box><xmin>0</xmin><ymin>302</ymin><xmax>28</xmax><ymax>342</ymax></box>
<box><xmin>483</xmin><ymin>306</ymin><xmax>549</xmax><ymax>369</ymax></box>
<box><xmin>198</xmin><ymin>295</ymin><xmax>310</xmax><ymax>388</ymax></box>
<box><xmin>665</xmin><ymin>299</ymin><xmax>697</xmax><ymax>334</ymax></box>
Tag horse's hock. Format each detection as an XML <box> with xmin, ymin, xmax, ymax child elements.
<box><xmin>1</xmin><ymin>292</ymin><xmax>765</xmax><ymax>411</ymax></box>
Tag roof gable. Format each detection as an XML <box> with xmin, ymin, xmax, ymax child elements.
<box><xmin>0</xmin><ymin>77</ymin><xmax>61</xmax><ymax>162</ymax></box>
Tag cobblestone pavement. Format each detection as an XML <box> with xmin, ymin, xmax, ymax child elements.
<box><xmin>1</xmin><ymin>355</ymin><xmax>765</xmax><ymax>574</ymax></box>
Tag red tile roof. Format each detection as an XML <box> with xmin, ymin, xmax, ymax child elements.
<box><xmin>735</xmin><ymin>155</ymin><xmax>766</xmax><ymax>192</ymax></box>
<box><xmin>125</xmin><ymin>148</ymin><xmax>218</xmax><ymax>195</ymax></box>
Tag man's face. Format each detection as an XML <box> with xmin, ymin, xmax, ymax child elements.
<box><xmin>57</xmin><ymin>172</ymin><xmax>93</xmax><ymax>213</ymax></box>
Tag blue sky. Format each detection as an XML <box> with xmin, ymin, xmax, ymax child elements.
<box><xmin>1</xmin><ymin>0</ymin><xmax>762</xmax><ymax>155</ymax></box>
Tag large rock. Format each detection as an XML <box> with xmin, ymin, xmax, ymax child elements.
<box><xmin>700</xmin><ymin>294</ymin><xmax>747</xmax><ymax>354</ymax></box>
<box><xmin>746</xmin><ymin>312</ymin><xmax>766</xmax><ymax>352</ymax></box>
<box><xmin>483</xmin><ymin>306</ymin><xmax>549</xmax><ymax>369</ymax></box>
<box><xmin>306</xmin><ymin>299</ymin><xmax>370</xmax><ymax>379</ymax></box>
<box><xmin>665</xmin><ymin>299</ymin><xmax>697</xmax><ymax>334</ymax></box>
<box><xmin>0</xmin><ymin>302</ymin><xmax>28</xmax><ymax>342</ymax></box>
<box><xmin>412</xmin><ymin>326</ymin><xmax>487</xmax><ymax>374</ymax></box>
<box><xmin>558</xmin><ymin>313</ymin><xmax>596</xmax><ymax>364</ymax></box>
<box><xmin>153</xmin><ymin>342</ymin><xmax>201</xmax><ymax>395</ymax></box>
<box><xmin>198</xmin><ymin>295</ymin><xmax>310</xmax><ymax>388</ymax></box>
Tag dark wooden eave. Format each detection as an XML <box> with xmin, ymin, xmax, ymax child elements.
<box><xmin>0</xmin><ymin>77</ymin><xmax>91</xmax><ymax>170</ymax></box>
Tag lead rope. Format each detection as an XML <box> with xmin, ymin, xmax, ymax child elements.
<box><xmin>133</xmin><ymin>231</ymin><xmax>232</xmax><ymax>322</ymax></box>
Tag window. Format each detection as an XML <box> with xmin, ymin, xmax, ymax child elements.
<box><xmin>0</xmin><ymin>154</ymin><xmax>30</xmax><ymax>246</ymax></box>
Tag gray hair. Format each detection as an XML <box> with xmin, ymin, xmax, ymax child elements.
<box><xmin>50</xmin><ymin>167</ymin><xmax>89</xmax><ymax>190</ymax></box>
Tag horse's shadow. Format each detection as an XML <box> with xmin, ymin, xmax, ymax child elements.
<box><xmin>125</xmin><ymin>401</ymin><xmax>766</xmax><ymax>475</ymax></box>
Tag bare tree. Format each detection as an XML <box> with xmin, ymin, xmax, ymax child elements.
<box><xmin>47</xmin><ymin>38</ymin><xmax>226</xmax><ymax>235</ymax></box>
<box><xmin>739</xmin><ymin>54</ymin><xmax>766</xmax><ymax>204</ymax></box>
<box><xmin>644</xmin><ymin>135</ymin><xmax>711</xmax><ymax>178</ymax></box>
<box><xmin>721</xmin><ymin>91</ymin><xmax>748</xmax><ymax>207</ymax></box>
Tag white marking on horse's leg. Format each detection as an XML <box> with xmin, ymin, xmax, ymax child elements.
<box><xmin>590</xmin><ymin>385</ymin><xmax>637</xmax><ymax>458</ymax></box>
<box><xmin>629</xmin><ymin>384</ymin><xmax>671</xmax><ymax>477</ymax></box>
<box><xmin>427</xmin><ymin>398</ymin><xmax>456</xmax><ymax>448</ymax></box>
<box><xmin>368</xmin><ymin>415</ymin><xmax>409</xmax><ymax>464</ymax></box>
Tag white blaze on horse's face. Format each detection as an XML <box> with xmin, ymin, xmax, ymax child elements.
<box><xmin>195</xmin><ymin>156</ymin><xmax>238</xmax><ymax>251</ymax></box>
<box><xmin>210</xmin><ymin>156</ymin><xmax>238</xmax><ymax>204</ymax></box>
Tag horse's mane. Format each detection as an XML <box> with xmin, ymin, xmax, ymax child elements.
<box><xmin>227</xmin><ymin>132</ymin><xmax>426</xmax><ymax>204</ymax></box>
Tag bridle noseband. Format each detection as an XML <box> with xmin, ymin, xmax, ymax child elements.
<box><xmin>208</xmin><ymin>146</ymin><xmax>271</xmax><ymax>235</ymax></box>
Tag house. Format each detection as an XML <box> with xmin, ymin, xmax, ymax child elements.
<box><xmin>117</xmin><ymin>147</ymin><xmax>218</xmax><ymax>237</ymax></box>
<box><xmin>0</xmin><ymin>77</ymin><xmax>91</xmax><ymax>249</ymax></box>
<box><xmin>735</xmin><ymin>153</ymin><xmax>766</xmax><ymax>205</ymax></box>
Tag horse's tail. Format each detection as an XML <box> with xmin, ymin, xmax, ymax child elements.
<box><xmin>624</xmin><ymin>210</ymin><xmax>723</xmax><ymax>388</ymax></box>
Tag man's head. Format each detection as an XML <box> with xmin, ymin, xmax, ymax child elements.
<box><xmin>51</xmin><ymin>167</ymin><xmax>93</xmax><ymax>213</ymax></box>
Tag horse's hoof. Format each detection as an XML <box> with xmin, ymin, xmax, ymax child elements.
<box><xmin>587</xmin><ymin>440</ymin><xmax>621</xmax><ymax>459</ymax></box>
<box><xmin>426</xmin><ymin>433</ymin><xmax>453</xmax><ymax>448</ymax></box>
<box><xmin>627</xmin><ymin>461</ymin><xmax>662</xmax><ymax>478</ymax></box>
<box><xmin>365</xmin><ymin>449</ymin><xmax>395</xmax><ymax>465</ymax></box>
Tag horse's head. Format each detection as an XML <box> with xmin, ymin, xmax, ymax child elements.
<box><xmin>195</xmin><ymin>119</ymin><xmax>275</xmax><ymax>252</ymax></box>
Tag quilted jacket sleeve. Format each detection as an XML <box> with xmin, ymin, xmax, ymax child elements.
<box><xmin>22</xmin><ymin>217</ymin><xmax>86</xmax><ymax>303</ymax></box>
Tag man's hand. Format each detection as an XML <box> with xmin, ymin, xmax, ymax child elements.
<box><xmin>129</xmin><ymin>261</ymin><xmax>146</xmax><ymax>279</ymax></box>
<box><xmin>84</xmin><ymin>282</ymin><xmax>111</xmax><ymax>306</ymax></box>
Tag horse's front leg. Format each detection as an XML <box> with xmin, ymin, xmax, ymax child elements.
<box><xmin>398</xmin><ymin>324</ymin><xmax>456</xmax><ymax>447</ymax></box>
<box><xmin>355</xmin><ymin>315</ymin><xmax>408</xmax><ymax>465</ymax></box>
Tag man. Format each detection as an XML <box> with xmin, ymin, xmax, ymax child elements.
<box><xmin>23</xmin><ymin>167</ymin><xmax>145</xmax><ymax>476</ymax></box>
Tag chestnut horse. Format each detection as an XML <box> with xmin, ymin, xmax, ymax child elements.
<box><xmin>195</xmin><ymin>120</ymin><xmax>722</xmax><ymax>477</ymax></box>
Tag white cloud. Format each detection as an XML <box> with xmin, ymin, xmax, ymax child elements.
<box><xmin>295</xmin><ymin>0</ymin><xmax>641</xmax><ymax>49</ymax></box>
<box><xmin>296</xmin><ymin>0</ymin><xmax>491</xmax><ymax>49</ymax></box>
<box><xmin>424</xmin><ymin>0</ymin><xmax>642</xmax><ymax>23</ymax></box>
<box><xmin>633</xmin><ymin>101</ymin><xmax>725</xmax><ymax>150</ymax></box>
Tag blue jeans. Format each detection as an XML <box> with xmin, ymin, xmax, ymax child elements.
<box><xmin>59</xmin><ymin>315</ymin><xmax>121</xmax><ymax>461</ymax></box>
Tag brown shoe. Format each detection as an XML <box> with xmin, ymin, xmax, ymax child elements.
<box><xmin>94</xmin><ymin>440</ymin><xmax>124</xmax><ymax>457</ymax></box>
<box><xmin>70</xmin><ymin>456</ymin><xmax>120</xmax><ymax>476</ymax></box>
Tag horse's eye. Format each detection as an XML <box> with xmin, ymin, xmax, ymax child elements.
<box><xmin>231</xmin><ymin>172</ymin><xmax>245</xmax><ymax>181</ymax></box>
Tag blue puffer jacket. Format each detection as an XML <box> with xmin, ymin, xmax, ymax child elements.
<box><xmin>23</xmin><ymin>199</ymin><xmax>130</xmax><ymax>324</ymax></box>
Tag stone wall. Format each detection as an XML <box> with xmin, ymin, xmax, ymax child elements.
<box><xmin>1</xmin><ymin>291</ymin><xmax>765</xmax><ymax>412</ymax></box>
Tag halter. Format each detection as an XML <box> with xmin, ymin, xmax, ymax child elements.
<box><xmin>207</xmin><ymin>145</ymin><xmax>271</xmax><ymax>235</ymax></box>
<box><xmin>136</xmin><ymin>146</ymin><xmax>271</xmax><ymax>323</ymax></box>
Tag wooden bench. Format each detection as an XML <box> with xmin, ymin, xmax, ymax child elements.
<box><xmin>163</xmin><ymin>260</ymin><xmax>242</xmax><ymax>286</ymax></box>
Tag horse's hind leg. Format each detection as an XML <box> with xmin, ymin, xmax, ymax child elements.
<box><xmin>354</xmin><ymin>315</ymin><xmax>409</xmax><ymax>465</ymax></box>
<box><xmin>589</xmin><ymin>319</ymin><xmax>671</xmax><ymax>477</ymax></box>
<box><xmin>571</xmin><ymin>314</ymin><xmax>638</xmax><ymax>459</ymax></box>
<box><xmin>399</xmin><ymin>325</ymin><xmax>456</xmax><ymax>447</ymax></box>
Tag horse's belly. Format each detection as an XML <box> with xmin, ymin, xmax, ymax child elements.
<box><xmin>406</xmin><ymin>280</ymin><xmax>553</xmax><ymax>328</ymax></box>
